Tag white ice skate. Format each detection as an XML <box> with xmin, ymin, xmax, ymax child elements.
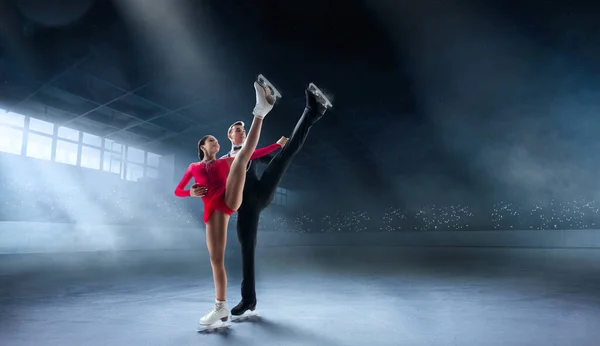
<box><xmin>197</xmin><ymin>300</ymin><xmax>230</xmax><ymax>332</ymax></box>
<box><xmin>258</xmin><ymin>74</ymin><xmax>283</xmax><ymax>99</ymax></box>
<box><xmin>308</xmin><ymin>82</ymin><xmax>333</xmax><ymax>109</ymax></box>
<box><xmin>253</xmin><ymin>80</ymin><xmax>275</xmax><ymax>119</ymax></box>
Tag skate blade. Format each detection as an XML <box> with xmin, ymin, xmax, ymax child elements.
<box><xmin>308</xmin><ymin>83</ymin><xmax>333</xmax><ymax>108</ymax></box>
<box><xmin>197</xmin><ymin>320</ymin><xmax>230</xmax><ymax>333</ymax></box>
<box><xmin>258</xmin><ymin>74</ymin><xmax>283</xmax><ymax>99</ymax></box>
<box><xmin>231</xmin><ymin>310</ymin><xmax>259</xmax><ymax>322</ymax></box>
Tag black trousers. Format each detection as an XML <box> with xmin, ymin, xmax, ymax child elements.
<box><xmin>235</xmin><ymin>106</ymin><xmax>317</xmax><ymax>301</ymax></box>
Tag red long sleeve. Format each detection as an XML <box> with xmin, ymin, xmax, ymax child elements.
<box><xmin>174</xmin><ymin>164</ymin><xmax>193</xmax><ymax>197</ymax></box>
<box><xmin>250</xmin><ymin>143</ymin><xmax>281</xmax><ymax>160</ymax></box>
<box><xmin>175</xmin><ymin>144</ymin><xmax>280</xmax><ymax>198</ymax></box>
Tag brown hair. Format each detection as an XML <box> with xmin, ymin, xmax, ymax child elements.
<box><xmin>198</xmin><ymin>135</ymin><xmax>211</xmax><ymax>160</ymax></box>
<box><xmin>228</xmin><ymin>121</ymin><xmax>245</xmax><ymax>135</ymax></box>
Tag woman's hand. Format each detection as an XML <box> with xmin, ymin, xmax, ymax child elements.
<box><xmin>277</xmin><ymin>136</ymin><xmax>288</xmax><ymax>147</ymax></box>
<box><xmin>191</xmin><ymin>184</ymin><xmax>208</xmax><ymax>197</ymax></box>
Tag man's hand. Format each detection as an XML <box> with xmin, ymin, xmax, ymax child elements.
<box><xmin>277</xmin><ymin>136</ymin><xmax>288</xmax><ymax>147</ymax></box>
<box><xmin>190</xmin><ymin>184</ymin><xmax>208</xmax><ymax>197</ymax></box>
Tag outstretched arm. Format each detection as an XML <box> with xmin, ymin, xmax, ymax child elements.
<box><xmin>223</xmin><ymin>142</ymin><xmax>283</xmax><ymax>168</ymax></box>
<box><xmin>250</xmin><ymin>143</ymin><xmax>281</xmax><ymax>160</ymax></box>
<box><xmin>174</xmin><ymin>164</ymin><xmax>193</xmax><ymax>197</ymax></box>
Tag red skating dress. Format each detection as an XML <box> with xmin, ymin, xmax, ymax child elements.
<box><xmin>174</xmin><ymin>143</ymin><xmax>281</xmax><ymax>223</ymax></box>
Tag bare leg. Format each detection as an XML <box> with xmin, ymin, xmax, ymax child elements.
<box><xmin>224</xmin><ymin>82</ymin><xmax>272</xmax><ymax>210</ymax></box>
<box><xmin>224</xmin><ymin>115</ymin><xmax>263</xmax><ymax>210</ymax></box>
<box><xmin>205</xmin><ymin>211</ymin><xmax>229</xmax><ymax>301</ymax></box>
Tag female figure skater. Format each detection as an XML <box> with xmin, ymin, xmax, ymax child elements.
<box><xmin>174</xmin><ymin>81</ymin><xmax>280</xmax><ymax>328</ymax></box>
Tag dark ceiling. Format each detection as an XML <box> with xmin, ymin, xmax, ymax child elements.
<box><xmin>4</xmin><ymin>0</ymin><xmax>600</xmax><ymax>208</ymax></box>
<box><xmin>0</xmin><ymin>0</ymin><xmax>410</xmax><ymax>193</ymax></box>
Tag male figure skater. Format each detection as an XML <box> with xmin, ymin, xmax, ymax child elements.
<box><xmin>193</xmin><ymin>82</ymin><xmax>331</xmax><ymax>316</ymax></box>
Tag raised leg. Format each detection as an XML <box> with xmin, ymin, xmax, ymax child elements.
<box><xmin>224</xmin><ymin>82</ymin><xmax>272</xmax><ymax>210</ymax></box>
<box><xmin>257</xmin><ymin>88</ymin><xmax>327</xmax><ymax>208</ymax></box>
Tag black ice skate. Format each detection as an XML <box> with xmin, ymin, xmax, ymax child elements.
<box><xmin>230</xmin><ymin>299</ymin><xmax>258</xmax><ymax>320</ymax></box>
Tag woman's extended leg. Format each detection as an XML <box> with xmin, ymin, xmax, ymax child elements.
<box><xmin>224</xmin><ymin>82</ymin><xmax>273</xmax><ymax>210</ymax></box>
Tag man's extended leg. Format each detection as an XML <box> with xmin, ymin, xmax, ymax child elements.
<box><xmin>257</xmin><ymin>88</ymin><xmax>328</xmax><ymax>207</ymax></box>
<box><xmin>231</xmin><ymin>86</ymin><xmax>329</xmax><ymax>317</ymax></box>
